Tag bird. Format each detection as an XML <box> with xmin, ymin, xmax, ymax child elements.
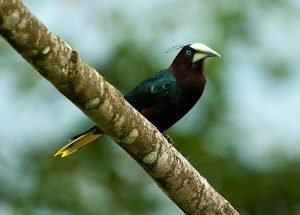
<box><xmin>54</xmin><ymin>42</ymin><xmax>221</xmax><ymax>157</ymax></box>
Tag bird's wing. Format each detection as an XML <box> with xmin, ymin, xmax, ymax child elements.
<box><xmin>124</xmin><ymin>70</ymin><xmax>177</xmax><ymax>110</ymax></box>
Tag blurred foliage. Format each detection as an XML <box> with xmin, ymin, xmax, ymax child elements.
<box><xmin>1</xmin><ymin>0</ymin><xmax>300</xmax><ymax>215</ymax></box>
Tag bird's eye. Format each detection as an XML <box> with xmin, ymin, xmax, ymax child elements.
<box><xmin>186</xmin><ymin>49</ymin><xmax>192</xmax><ymax>56</ymax></box>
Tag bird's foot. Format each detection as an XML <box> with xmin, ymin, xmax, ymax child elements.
<box><xmin>162</xmin><ymin>133</ymin><xmax>188</xmax><ymax>159</ymax></box>
<box><xmin>163</xmin><ymin>133</ymin><xmax>174</xmax><ymax>145</ymax></box>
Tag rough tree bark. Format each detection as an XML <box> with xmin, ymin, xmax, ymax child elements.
<box><xmin>0</xmin><ymin>1</ymin><xmax>239</xmax><ymax>214</ymax></box>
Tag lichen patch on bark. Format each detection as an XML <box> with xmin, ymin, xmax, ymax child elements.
<box><xmin>143</xmin><ymin>151</ymin><xmax>158</xmax><ymax>164</ymax></box>
<box><xmin>42</xmin><ymin>45</ymin><xmax>50</xmax><ymax>54</ymax></box>
<box><xmin>113</xmin><ymin>114</ymin><xmax>125</xmax><ymax>129</ymax></box>
<box><xmin>122</xmin><ymin>128</ymin><xmax>138</xmax><ymax>144</ymax></box>
<box><xmin>2</xmin><ymin>10</ymin><xmax>20</xmax><ymax>29</ymax></box>
<box><xmin>17</xmin><ymin>16</ymin><xmax>26</xmax><ymax>29</ymax></box>
<box><xmin>84</xmin><ymin>97</ymin><xmax>100</xmax><ymax>110</ymax></box>
<box><xmin>153</xmin><ymin>151</ymin><xmax>173</xmax><ymax>177</ymax></box>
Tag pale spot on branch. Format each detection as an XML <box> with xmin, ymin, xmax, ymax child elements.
<box><xmin>143</xmin><ymin>151</ymin><xmax>158</xmax><ymax>164</ymax></box>
<box><xmin>122</xmin><ymin>128</ymin><xmax>138</xmax><ymax>144</ymax></box>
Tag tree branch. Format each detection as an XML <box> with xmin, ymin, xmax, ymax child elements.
<box><xmin>0</xmin><ymin>1</ymin><xmax>238</xmax><ymax>214</ymax></box>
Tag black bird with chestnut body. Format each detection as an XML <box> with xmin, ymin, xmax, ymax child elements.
<box><xmin>55</xmin><ymin>43</ymin><xmax>221</xmax><ymax>157</ymax></box>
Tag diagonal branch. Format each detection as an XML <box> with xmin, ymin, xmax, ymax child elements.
<box><xmin>0</xmin><ymin>1</ymin><xmax>238</xmax><ymax>214</ymax></box>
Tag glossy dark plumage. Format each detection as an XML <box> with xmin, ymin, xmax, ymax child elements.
<box><xmin>54</xmin><ymin>43</ymin><xmax>220</xmax><ymax>157</ymax></box>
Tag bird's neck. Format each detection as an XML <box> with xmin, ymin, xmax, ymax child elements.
<box><xmin>168</xmin><ymin>60</ymin><xmax>206</xmax><ymax>93</ymax></box>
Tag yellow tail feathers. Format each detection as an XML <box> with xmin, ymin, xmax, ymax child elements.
<box><xmin>54</xmin><ymin>127</ymin><xmax>103</xmax><ymax>157</ymax></box>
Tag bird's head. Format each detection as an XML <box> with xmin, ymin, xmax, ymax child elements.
<box><xmin>169</xmin><ymin>42</ymin><xmax>221</xmax><ymax>72</ymax></box>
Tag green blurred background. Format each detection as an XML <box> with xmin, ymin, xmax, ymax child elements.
<box><xmin>1</xmin><ymin>0</ymin><xmax>300</xmax><ymax>214</ymax></box>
